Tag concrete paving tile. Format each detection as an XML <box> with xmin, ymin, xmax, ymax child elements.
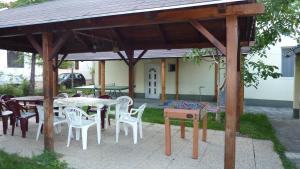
<box><xmin>0</xmin><ymin>119</ymin><xmax>283</xmax><ymax>169</ymax></box>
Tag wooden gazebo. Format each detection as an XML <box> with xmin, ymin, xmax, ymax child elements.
<box><xmin>0</xmin><ymin>0</ymin><xmax>264</xmax><ymax>168</ymax></box>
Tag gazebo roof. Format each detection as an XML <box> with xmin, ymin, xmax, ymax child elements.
<box><xmin>0</xmin><ymin>0</ymin><xmax>262</xmax><ymax>54</ymax></box>
<box><xmin>0</xmin><ymin>0</ymin><xmax>245</xmax><ymax>29</ymax></box>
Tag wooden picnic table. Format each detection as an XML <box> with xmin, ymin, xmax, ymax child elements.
<box><xmin>164</xmin><ymin>102</ymin><xmax>208</xmax><ymax>159</ymax></box>
<box><xmin>13</xmin><ymin>96</ymin><xmax>44</xmax><ymax>103</ymax></box>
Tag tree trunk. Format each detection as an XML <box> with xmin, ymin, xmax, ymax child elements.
<box><xmin>29</xmin><ymin>53</ymin><xmax>36</xmax><ymax>95</ymax></box>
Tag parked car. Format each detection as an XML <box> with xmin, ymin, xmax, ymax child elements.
<box><xmin>58</xmin><ymin>73</ymin><xmax>86</xmax><ymax>88</ymax></box>
<box><xmin>0</xmin><ymin>74</ymin><xmax>23</xmax><ymax>85</ymax></box>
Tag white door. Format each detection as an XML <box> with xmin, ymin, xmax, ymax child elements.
<box><xmin>145</xmin><ymin>64</ymin><xmax>160</xmax><ymax>99</ymax></box>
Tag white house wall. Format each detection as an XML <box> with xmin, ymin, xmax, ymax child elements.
<box><xmin>98</xmin><ymin>36</ymin><xmax>296</xmax><ymax>107</ymax></box>
<box><xmin>244</xmin><ymin>36</ymin><xmax>297</xmax><ymax>105</ymax></box>
<box><xmin>98</xmin><ymin>58</ymin><xmax>216</xmax><ymax>98</ymax></box>
<box><xmin>0</xmin><ymin>50</ymin><xmax>93</xmax><ymax>83</ymax></box>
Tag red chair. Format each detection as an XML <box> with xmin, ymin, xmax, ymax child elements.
<box><xmin>5</xmin><ymin>100</ymin><xmax>36</xmax><ymax>138</ymax></box>
<box><xmin>87</xmin><ymin>95</ymin><xmax>112</xmax><ymax>128</ymax></box>
<box><xmin>72</xmin><ymin>93</ymin><xmax>82</xmax><ymax>97</ymax></box>
<box><xmin>0</xmin><ymin>101</ymin><xmax>12</xmax><ymax>135</ymax></box>
<box><xmin>0</xmin><ymin>95</ymin><xmax>15</xmax><ymax>126</ymax></box>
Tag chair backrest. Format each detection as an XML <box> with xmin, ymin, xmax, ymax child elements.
<box><xmin>99</xmin><ymin>95</ymin><xmax>112</xmax><ymax>99</ymax></box>
<box><xmin>72</xmin><ymin>93</ymin><xmax>82</xmax><ymax>97</ymax></box>
<box><xmin>64</xmin><ymin>107</ymin><xmax>88</xmax><ymax>126</ymax></box>
<box><xmin>36</xmin><ymin>105</ymin><xmax>44</xmax><ymax>121</ymax></box>
<box><xmin>57</xmin><ymin>93</ymin><xmax>69</xmax><ymax>98</ymax></box>
<box><xmin>136</xmin><ymin>103</ymin><xmax>147</xmax><ymax>120</ymax></box>
<box><xmin>5</xmin><ymin>100</ymin><xmax>22</xmax><ymax>117</ymax></box>
<box><xmin>116</xmin><ymin>96</ymin><xmax>133</xmax><ymax>118</ymax></box>
<box><xmin>0</xmin><ymin>95</ymin><xmax>15</xmax><ymax>101</ymax></box>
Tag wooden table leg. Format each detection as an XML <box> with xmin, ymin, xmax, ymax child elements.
<box><xmin>202</xmin><ymin>113</ymin><xmax>208</xmax><ymax>142</ymax></box>
<box><xmin>180</xmin><ymin>120</ymin><xmax>185</xmax><ymax>138</ymax></box>
<box><xmin>165</xmin><ymin>117</ymin><xmax>171</xmax><ymax>156</ymax></box>
<box><xmin>20</xmin><ymin>118</ymin><xmax>27</xmax><ymax>138</ymax></box>
<box><xmin>2</xmin><ymin>116</ymin><xmax>8</xmax><ymax>135</ymax></box>
<box><xmin>192</xmin><ymin>118</ymin><xmax>199</xmax><ymax>159</ymax></box>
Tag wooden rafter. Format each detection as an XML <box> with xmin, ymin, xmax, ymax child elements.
<box><xmin>111</xmin><ymin>28</ymin><xmax>126</xmax><ymax>48</ymax></box>
<box><xmin>73</xmin><ymin>32</ymin><xmax>90</xmax><ymax>50</ymax></box>
<box><xmin>75</xmin><ymin>31</ymin><xmax>113</xmax><ymax>43</ymax></box>
<box><xmin>26</xmin><ymin>34</ymin><xmax>42</xmax><ymax>55</ymax></box>
<box><xmin>190</xmin><ymin>20</ymin><xmax>226</xmax><ymax>55</ymax></box>
<box><xmin>133</xmin><ymin>50</ymin><xmax>147</xmax><ymax>65</ymax></box>
<box><xmin>156</xmin><ymin>24</ymin><xmax>168</xmax><ymax>44</ymax></box>
<box><xmin>54</xmin><ymin>53</ymin><xmax>68</xmax><ymax>70</ymax></box>
<box><xmin>50</xmin><ymin>31</ymin><xmax>72</xmax><ymax>59</ymax></box>
<box><xmin>117</xmin><ymin>51</ymin><xmax>129</xmax><ymax>65</ymax></box>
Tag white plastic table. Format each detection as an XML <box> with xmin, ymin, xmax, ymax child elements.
<box><xmin>54</xmin><ymin>97</ymin><xmax>117</xmax><ymax>128</ymax></box>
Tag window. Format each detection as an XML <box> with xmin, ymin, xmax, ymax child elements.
<box><xmin>7</xmin><ymin>51</ymin><xmax>24</xmax><ymax>68</ymax></box>
<box><xmin>168</xmin><ymin>64</ymin><xmax>176</xmax><ymax>72</ymax></box>
<box><xmin>281</xmin><ymin>47</ymin><xmax>295</xmax><ymax>77</ymax></box>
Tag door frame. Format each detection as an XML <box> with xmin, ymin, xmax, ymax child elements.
<box><xmin>144</xmin><ymin>63</ymin><xmax>161</xmax><ymax>99</ymax></box>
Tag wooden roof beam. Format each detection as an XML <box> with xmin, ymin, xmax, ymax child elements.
<box><xmin>111</xmin><ymin>28</ymin><xmax>127</xmax><ymax>49</ymax></box>
<box><xmin>54</xmin><ymin>53</ymin><xmax>68</xmax><ymax>69</ymax></box>
<box><xmin>73</xmin><ymin>32</ymin><xmax>90</xmax><ymax>50</ymax></box>
<box><xmin>190</xmin><ymin>20</ymin><xmax>226</xmax><ymax>55</ymax></box>
<box><xmin>117</xmin><ymin>51</ymin><xmax>129</xmax><ymax>65</ymax></box>
<box><xmin>26</xmin><ymin>34</ymin><xmax>42</xmax><ymax>56</ymax></box>
<box><xmin>133</xmin><ymin>50</ymin><xmax>147</xmax><ymax>65</ymax></box>
<box><xmin>156</xmin><ymin>24</ymin><xmax>168</xmax><ymax>44</ymax></box>
<box><xmin>50</xmin><ymin>31</ymin><xmax>72</xmax><ymax>59</ymax></box>
<box><xmin>0</xmin><ymin>3</ymin><xmax>264</xmax><ymax>37</ymax></box>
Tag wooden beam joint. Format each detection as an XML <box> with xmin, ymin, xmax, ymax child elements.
<box><xmin>190</xmin><ymin>20</ymin><xmax>226</xmax><ymax>55</ymax></box>
<box><xmin>26</xmin><ymin>34</ymin><xmax>42</xmax><ymax>56</ymax></box>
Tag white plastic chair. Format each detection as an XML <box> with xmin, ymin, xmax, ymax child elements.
<box><xmin>64</xmin><ymin>106</ymin><xmax>101</xmax><ymax>150</ymax></box>
<box><xmin>56</xmin><ymin>93</ymin><xmax>69</xmax><ymax>98</ymax></box>
<box><xmin>115</xmin><ymin>96</ymin><xmax>133</xmax><ymax>142</ymax></box>
<box><xmin>35</xmin><ymin>105</ymin><xmax>68</xmax><ymax>141</ymax></box>
<box><xmin>115</xmin><ymin>96</ymin><xmax>133</xmax><ymax>119</ymax></box>
<box><xmin>116</xmin><ymin>103</ymin><xmax>146</xmax><ymax>144</ymax></box>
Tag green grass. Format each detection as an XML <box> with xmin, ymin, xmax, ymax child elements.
<box><xmin>0</xmin><ymin>150</ymin><xmax>69</xmax><ymax>169</ymax></box>
<box><xmin>142</xmin><ymin>108</ymin><xmax>296</xmax><ymax>169</ymax></box>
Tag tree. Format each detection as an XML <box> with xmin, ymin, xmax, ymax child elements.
<box><xmin>185</xmin><ymin>0</ymin><xmax>300</xmax><ymax>89</ymax></box>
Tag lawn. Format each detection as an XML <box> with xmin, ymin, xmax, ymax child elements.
<box><xmin>0</xmin><ymin>107</ymin><xmax>295</xmax><ymax>169</ymax></box>
<box><xmin>0</xmin><ymin>150</ymin><xmax>69</xmax><ymax>169</ymax></box>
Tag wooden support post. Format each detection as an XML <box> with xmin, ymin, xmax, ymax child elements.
<box><xmin>175</xmin><ymin>58</ymin><xmax>179</xmax><ymax>100</ymax></box>
<box><xmin>202</xmin><ymin>113</ymin><xmax>208</xmax><ymax>142</ymax></box>
<box><xmin>180</xmin><ymin>120</ymin><xmax>185</xmax><ymax>138</ymax></box>
<box><xmin>165</xmin><ymin>117</ymin><xmax>171</xmax><ymax>156</ymax></box>
<box><xmin>236</xmin><ymin>52</ymin><xmax>244</xmax><ymax>132</ymax></box>
<box><xmin>53</xmin><ymin>56</ymin><xmax>58</xmax><ymax>96</ymax></box>
<box><xmin>214</xmin><ymin>62</ymin><xmax>219</xmax><ymax>101</ymax></box>
<box><xmin>192</xmin><ymin>118</ymin><xmax>199</xmax><ymax>159</ymax></box>
<box><xmin>42</xmin><ymin>32</ymin><xmax>54</xmax><ymax>152</ymax></box>
<box><xmin>224</xmin><ymin>15</ymin><xmax>238</xmax><ymax>169</ymax></box>
<box><xmin>98</xmin><ymin>61</ymin><xmax>101</xmax><ymax>91</ymax></box>
<box><xmin>161</xmin><ymin>58</ymin><xmax>166</xmax><ymax>103</ymax></box>
<box><xmin>125</xmin><ymin>50</ymin><xmax>135</xmax><ymax>98</ymax></box>
<box><xmin>100</xmin><ymin>60</ymin><xmax>106</xmax><ymax>96</ymax></box>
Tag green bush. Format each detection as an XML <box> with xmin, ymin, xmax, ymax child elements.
<box><xmin>0</xmin><ymin>84</ymin><xmax>23</xmax><ymax>96</ymax></box>
<box><xmin>19</xmin><ymin>79</ymin><xmax>30</xmax><ymax>96</ymax></box>
<box><xmin>0</xmin><ymin>79</ymin><xmax>30</xmax><ymax>97</ymax></box>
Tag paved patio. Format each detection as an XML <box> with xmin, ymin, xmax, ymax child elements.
<box><xmin>0</xmin><ymin>119</ymin><xmax>282</xmax><ymax>169</ymax></box>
